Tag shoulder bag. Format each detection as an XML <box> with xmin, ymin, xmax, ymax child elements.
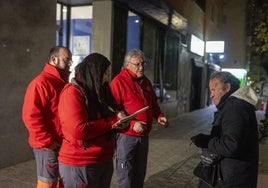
<box><xmin>193</xmin><ymin>148</ymin><xmax>220</xmax><ymax>186</ymax></box>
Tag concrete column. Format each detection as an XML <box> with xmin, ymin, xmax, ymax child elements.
<box><xmin>92</xmin><ymin>0</ymin><xmax>128</xmax><ymax>77</ymax></box>
<box><xmin>92</xmin><ymin>0</ymin><xmax>114</xmax><ymax>58</ymax></box>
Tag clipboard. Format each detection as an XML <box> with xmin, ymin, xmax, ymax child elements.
<box><xmin>112</xmin><ymin>106</ymin><xmax>149</xmax><ymax>127</ymax></box>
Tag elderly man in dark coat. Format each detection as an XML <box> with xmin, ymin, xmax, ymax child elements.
<box><xmin>191</xmin><ymin>71</ymin><xmax>259</xmax><ymax>188</ymax></box>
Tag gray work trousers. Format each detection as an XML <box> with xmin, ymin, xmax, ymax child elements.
<box><xmin>116</xmin><ymin>133</ymin><xmax>149</xmax><ymax>188</ymax></box>
<box><xmin>59</xmin><ymin>160</ymin><xmax>113</xmax><ymax>188</ymax></box>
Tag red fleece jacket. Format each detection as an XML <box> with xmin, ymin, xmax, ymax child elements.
<box><xmin>110</xmin><ymin>68</ymin><xmax>163</xmax><ymax>136</ymax></box>
<box><xmin>58</xmin><ymin>83</ymin><xmax>118</xmax><ymax>165</ymax></box>
<box><xmin>22</xmin><ymin>63</ymin><xmax>68</xmax><ymax>148</ymax></box>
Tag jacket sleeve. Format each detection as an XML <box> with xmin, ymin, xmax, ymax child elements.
<box><xmin>22</xmin><ymin>81</ymin><xmax>53</xmax><ymax>147</ymax></box>
<box><xmin>58</xmin><ymin>85</ymin><xmax>117</xmax><ymax>140</ymax></box>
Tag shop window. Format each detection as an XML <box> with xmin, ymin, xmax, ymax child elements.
<box><xmin>127</xmin><ymin>11</ymin><xmax>140</xmax><ymax>51</ymax></box>
<box><xmin>56</xmin><ymin>4</ymin><xmax>92</xmax><ymax>80</ymax></box>
<box><xmin>163</xmin><ymin>32</ymin><xmax>180</xmax><ymax>101</ymax></box>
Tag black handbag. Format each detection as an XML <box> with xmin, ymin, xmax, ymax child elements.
<box><xmin>193</xmin><ymin>149</ymin><xmax>220</xmax><ymax>186</ymax></box>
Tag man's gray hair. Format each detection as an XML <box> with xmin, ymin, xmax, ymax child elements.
<box><xmin>210</xmin><ymin>71</ymin><xmax>240</xmax><ymax>92</ymax></box>
<box><xmin>124</xmin><ymin>49</ymin><xmax>145</xmax><ymax>66</ymax></box>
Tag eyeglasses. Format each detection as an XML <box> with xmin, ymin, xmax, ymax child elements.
<box><xmin>128</xmin><ymin>61</ymin><xmax>146</xmax><ymax>68</ymax></box>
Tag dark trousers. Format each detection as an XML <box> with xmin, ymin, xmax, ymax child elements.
<box><xmin>116</xmin><ymin>133</ymin><xmax>149</xmax><ymax>188</ymax></box>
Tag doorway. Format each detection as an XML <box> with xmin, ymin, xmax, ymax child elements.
<box><xmin>190</xmin><ymin>59</ymin><xmax>203</xmax><ymax>111</ymax></box>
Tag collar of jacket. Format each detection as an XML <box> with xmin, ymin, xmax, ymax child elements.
<box><xmin>44</xmin><ymin>63</ymin><xmax>70</xmax><ymax>82</ymax></box>
<box><xmin>122</xmin><ymin>68</ymin><xmax>144</xmax><ymax>82</ymax></box>
<box><xmin>71</xmin><ymin>78</ymin><xmax>88</xmax><ymax>106</ymax></box>
<box><xmin>216</xmin><ymin>91</ymin><xmax>233</xmax><ymax>110</ymax></box>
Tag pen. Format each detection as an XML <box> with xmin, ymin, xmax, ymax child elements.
<box><xmin>108</xmin><ymin>106</ymin><xmax>116</xmax><ymax>113</ymax></box>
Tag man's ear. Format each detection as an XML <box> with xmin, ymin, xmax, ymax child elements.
<box><xmin>50</xmin><ymin>55</ymin><xmax>58</xmax><ymax>66</ymax></box>
<box><xmin>225</xmin><ymin>83</ymin><xmax>231</xmax><ymax>92</ymax></box>
<box><xmin>124</xmin><ymin>62</ymin><xmax>129</xmax><ymax>68</ymax></box>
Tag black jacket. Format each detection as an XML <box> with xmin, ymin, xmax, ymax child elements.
<box><xmin>205</xmin><ymin>87</ymin><xmax>259</xmax><ymax>188</ymax></box>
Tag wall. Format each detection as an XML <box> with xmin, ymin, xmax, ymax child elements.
<box><xmin>205</xmin><ymin>0</ymin><xmax>247</xmax><ymax>69</ymax></box>
<box><xmin>167</xmin><ymin>0</ymin><xmax>205</xmax><ymax>38</ymax></box>
<box><xmin>222</xmin><ymin>0</ymin><xmax>246</xmax><ymax>68</ymax></box>
<box><xmin>0</xmin><ymin>0</ymin><xmax>56</xmax><ymax>168</ymax></box>
<box><xmin>205</xmin><ymin>0</ymin><xmax>224</xmax><ymax>40</ymax></box>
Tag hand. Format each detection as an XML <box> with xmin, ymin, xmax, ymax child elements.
<box><xmin>158</xmin><ymin>117</ymin><xmax>169</xmax><ymax>128</ymax></box>
<box><xmin>47</xmin><ymin>142</ymin><xmax>60</xmax><ymax>151</ymax></box>
<box><xmin>133</xmin><ymin>121</ymin><xmax>147</xmax><ymax>133</ymax></box>
<box><xmin>117</xmin><ymin>111</ymin><xmax>126</xmax><ymax>118</ymax></box>
<box><xmin>112</xmin><ymin>111</ymin><xmax>130</xmax><ymax>130</ymax></box>
<box><xmin>190</xmin><ymin>133</ymin><xmax>210</xmax><ymax>148</ymax></box>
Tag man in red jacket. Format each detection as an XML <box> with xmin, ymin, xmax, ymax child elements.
<box><xmin>22</xmin><ymin>46</ymin><xmax>72</xmax><ymax>188</ymax></box>
<box><xmin>110</xmin><ymin>49</ymin><xmax>169</xmax><ymax>188</ymax></box>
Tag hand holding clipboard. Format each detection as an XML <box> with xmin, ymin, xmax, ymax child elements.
<box><xmin>112</xmin><ymin>106</ymin><xmax>149</xmax><ymax>129</ymax></box>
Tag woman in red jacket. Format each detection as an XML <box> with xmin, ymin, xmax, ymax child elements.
<box><xmin>58</xmin><ymin>53</ymin><xmax>126</xmax><ymax>188</ymax></box>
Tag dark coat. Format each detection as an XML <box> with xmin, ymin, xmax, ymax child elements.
<box><xmin>201</xmin><ymin>95</ymin><xmax>259</xmax><ymax>188</ymax></box>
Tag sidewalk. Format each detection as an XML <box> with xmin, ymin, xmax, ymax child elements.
<box><xmin>0</xmin><ymin>105</ymin><xmax>267</xmax><ymax>188</ymax></box>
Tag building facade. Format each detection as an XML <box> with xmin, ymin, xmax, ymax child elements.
<box><xmin>0</xmin><ymin>0</ymin><xmax>248</xmax><ymax>168</ymax></box>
